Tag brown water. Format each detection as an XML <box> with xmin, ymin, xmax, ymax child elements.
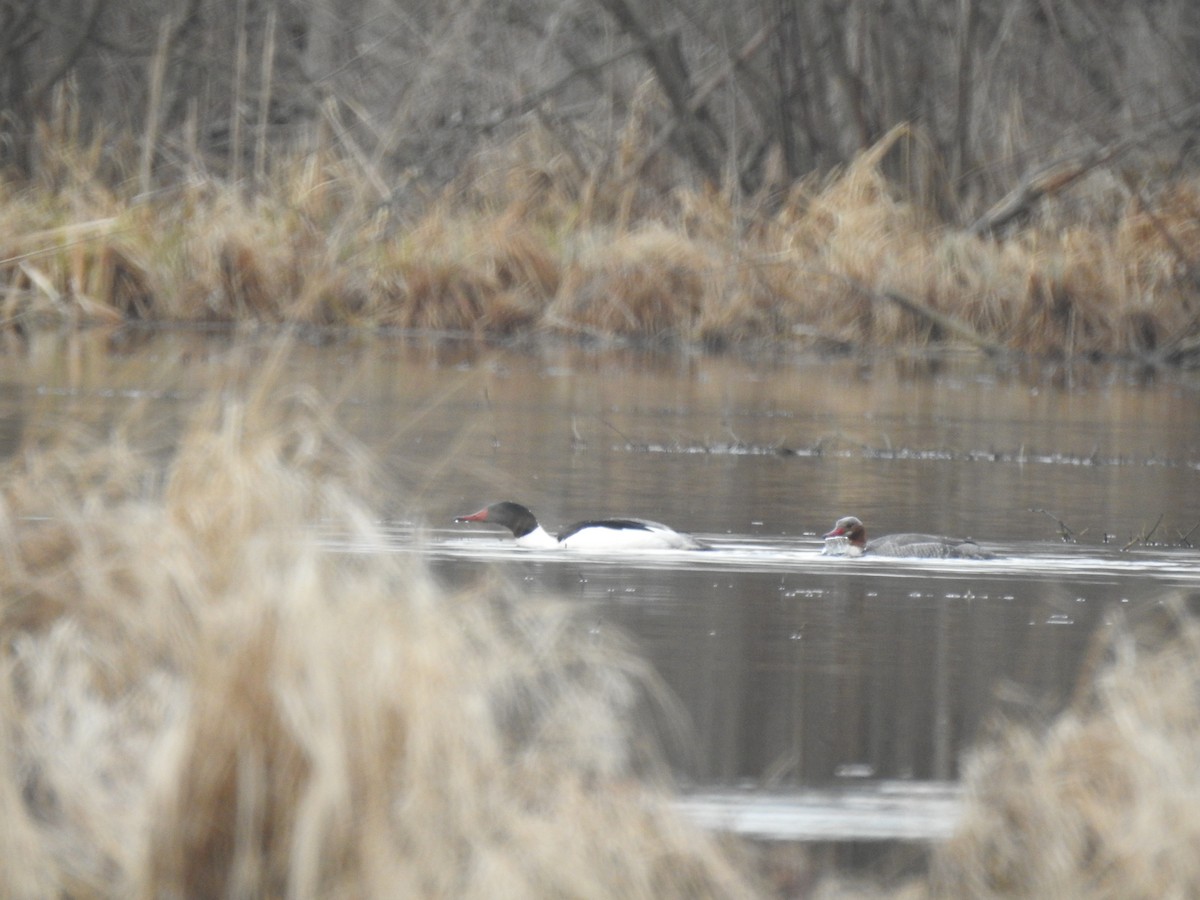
<box><xmin>5</xmin><ymin>327</ymin><xmax>1200</xmax><ymax>839</ymax></box>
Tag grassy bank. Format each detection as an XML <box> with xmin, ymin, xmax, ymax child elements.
<box><xmin>4</xmin><ymin>125</ymin><xmax>1200</xmax><ymax>362</ymax></box>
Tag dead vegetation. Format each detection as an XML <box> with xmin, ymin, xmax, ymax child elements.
<box><xmin>4</xmin><ymin>2</ymin><xmax>1200</xmax><ymax>359</ymax></box>
<box><xmin>925</xmin><ymin>600</ymin><xmax>1200</xmax><ymax>898</ymax></box>
<box><xmin>5</xmin><ymin>121</ymin><xmax>1200</xmax><ymax>362</ymax></box>
<box><xmin>0</xmin><ymin>365</ymin><xmax>760</xmax><ymax>898</ymax></box>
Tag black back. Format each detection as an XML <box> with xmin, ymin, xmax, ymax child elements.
<box><xmin>557</xmin><ymin>518</ymin><xmax>654</xmax><ymax>542</ymax></box>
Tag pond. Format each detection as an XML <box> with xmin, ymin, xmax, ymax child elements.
<box><xmin>5</xmin><ymin>327</ymin><xmax>1200</xmax><ymax>842</ymax></box>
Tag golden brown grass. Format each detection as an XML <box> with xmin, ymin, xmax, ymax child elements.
<box><xmin>924</xmin><ymin>600</ymin><xmax>1200</xmax><ymax>899</ymax></box>
<box><xmin>0</xmin><ymin>362</ymin><xmax>760</xmax><ymax>898</ymax></box>
<box><xmin>549</xmin><ymin>223</ymin><xmax>713</xmax><ymax>339</ymax></box>
<box><xmin>3</xmin><ymin>122</ymin><xmax>1200</xmax><ymax>357</ymax></box>
<box><xmin>373</xmin><ymin>204</ymin><xmax>558</xmax><ymax>333</ymax></box>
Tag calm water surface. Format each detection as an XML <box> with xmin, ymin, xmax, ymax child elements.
<box><xmin>4</xmin><ymin>328</ymin><xmax>1200</xmax><ymax>839</ymax></box>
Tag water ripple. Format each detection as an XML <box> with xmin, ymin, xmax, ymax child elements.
<box><xmin>321</xmin><ymin>525</ymin><xmax>1200</xmax><ymax>585</ymax></box>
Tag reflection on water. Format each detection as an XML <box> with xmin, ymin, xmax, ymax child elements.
<box><xmin>675</xmin><ymin>781</ymin><xmax>962</xmax><ymax>841</ymax></box>
<box><xmin>3</xmin><ymin>329</ymin><xmax>1200</xmax><ymax>838</ymax></box>
<box><xmin>393</xmin><ymin>529</ymin><xmax>1200</xmax><ymax>793</ymax></box>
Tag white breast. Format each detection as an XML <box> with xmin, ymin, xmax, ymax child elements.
<box><xmin>559</xmin><ymin>524</ymin><xmax>694</xmax><ymax>551</ymax></box>
<box><xmin>513</xmin><ymin>526</ymin><xmax>561</xmax><ymax>549</ymax></box>
<box><xmin>822</xmin><ymin>537</ymin><xmax>863</xmax><ymax>557</ymax></box>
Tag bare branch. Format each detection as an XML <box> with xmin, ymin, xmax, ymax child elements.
<box><xmin>879</xmin><ymin>289</ymin><xmax>1008</xmax><ymax>357</ymax></box>
<box><xmin>1030</xmin><ymin>509</ymin><xmax>1077</xmax><ymax>543</ymax></box>
<box><xmin>30</xmin><ymin>0</ymin><xmax>106</xmax><ymax>108</ymax></box>
<box><xmin>592</xmin><ymin>0</ymin><xmax>725</xmax><ymax>183</ymax></box>
<box><xmin>967</xmin><ymin>140</ymin><xmax>1135</xmax><ymax>237</ymax></box>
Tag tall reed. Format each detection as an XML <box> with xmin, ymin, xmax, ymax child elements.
<box><xmin>926</xmin><ymin>599</ymin><xmax>1200</xmax><ymax>898</ymax></box>
<box><xmin>3</xmin><ymin>121</ymin><xmax>1200</xmax><ymax>359</ymax></box>
<box><xmin>0</xmin><ymin>355</ymin><xmax>758</xmax><ymax>897</ymax></box>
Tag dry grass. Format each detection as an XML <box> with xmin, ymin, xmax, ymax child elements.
<box><xmin>0</xmin><ymin>362</ymin><xmax>760</xmax><ymax>898</ymax></box>
<box><xmin>374</xmin><ymin>203</ymin><xmax>558</xmax><ymax>333</ymax></box>
<box><xmin>549</xmin><ymin>223</ymin><xmax>713</xmax><ymax>340</ymax></box>
<box><xmin>3</xmin><ymin>123</ymin><xmax>1200</xmax><ymax>357</ymax></box>
<box><xmin>924</xmin><ymin>600</ymin><xmax>1200</xmax><ymax>899</ymax></box>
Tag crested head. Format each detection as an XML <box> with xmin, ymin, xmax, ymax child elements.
<box><xmin>824</xmin><ymin>515</ymin><xmax>867</xmax><ymax>547</ymax></box>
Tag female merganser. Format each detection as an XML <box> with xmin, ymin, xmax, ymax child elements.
<box><xmin>822</xmin><ymin>515</ymin><xmax>992</xmax><ymax>559</ymax></box>
<box><xmin>455</xmin><ymin>500</ymin><xmax>704</xmax><ymax>550</ymax></box>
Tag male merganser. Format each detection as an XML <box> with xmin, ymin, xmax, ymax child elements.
<box><xmin>455</xmin><ymin>500</ymin><xmax>704</xmax><ymax>550</ymax></box>
<box><xmin>822</xmin><ymin>515</ymin><xmax>992</xmax><ymax>559</ymax></box>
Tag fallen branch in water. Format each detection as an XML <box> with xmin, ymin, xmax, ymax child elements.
<box><xmin>1030</xmin><ymin>508</ymin><xmax>1079</xmax><ymax>543</ymax></box>
<box><xmin>1122</xmin><ymin>513</ymin><xmax>1165</xmax><ymax>551</ymax></box>
<box><xmin>837</xmin><ymin>274</ymin><xmax>1009</xmax><ymax>356</ymax></box>
<box><xmin>1178</xmin><ymin>520</ymin><xmax>1200</xmax><ymax>548</ymax></box>
<box><xmin>879</xmin><ymin>289</ymin><xmax>1009</xmax><ymax>357</ymax></box>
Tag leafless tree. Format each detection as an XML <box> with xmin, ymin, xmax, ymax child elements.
<box><xmin>3</xmin><ymin>0</ymin><xmax>1199</xmax><ymax>218</ymax></box>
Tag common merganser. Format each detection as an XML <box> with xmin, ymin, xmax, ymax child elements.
<box><xmin>454</xmin><ymin>500</ymin><xmax>704</xmax><ymax>550</ymax></box>
<box><xmin>822</xmin><ymin>515</ymin><xmax>992</xmax><ymax>559</ymax></box>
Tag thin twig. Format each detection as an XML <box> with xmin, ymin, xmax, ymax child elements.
<box><xmin>1030</xmin><ymin>508</ymin><xmax>1076</xmax><ymax>542</ymax></box>
<box><xmin>230</xmin><ymin>0</ymin><xmax>248</xmax><ymax>185</ymax></box>
<box><xmin>1121</xmin><ymin>513</ymin><xmax>1164</xmax><ymax>551</ymax></box>
<box><xmin>0</xmin><ymin>219</ymin><xmax>122</xmax><ymax>267</ymax></box>
<box><xmin>1177</xmin><ymin>520</ymin><xmax>1200</xmax><ymax>548</ymax></box>
<box><xmin>599</xmin><ymin>418</ymin><xmax>636</xmax><ymax>446</ymax></box>
<box><xmin>29</xmin><ymin>0</ymin><xmax>105</xmax><ymax>109</ymax></box>
<box><xmin>460</xmin><ymin>43</ymin><xmax>644</xmax><ymax>131</ymax></box>
<box><xmin>968</xmin><ymin>137</ymin><xmax>1136</xmax><ymax>236</ymax></box>
<box><xmin>139</xmin><ymin>16</ymin><xmax>173</xmax><ymax>196</ymax></box>
<box><xmin>254</xmin><ymin>5</ymin><xmax>278</xmax><ymax>186</ymax></box>
<box><xmin>593</xmin><ymin>0</ymin><xmax>724</xmax><ymax>183</ymax></box>
<box><xmin>881</xmin><ymin>289</ymin><xmax>1008</xmax><ymax>356</ymax></box>
<box><xmin>1142</xmin><ymin>513</ymin><xmax>1164</xmax><ymax>544</ymax></box>
<box><xmin>623</xmin><ymin>21</ymin><xmax>773</xmax><ymax>188</ymax></box>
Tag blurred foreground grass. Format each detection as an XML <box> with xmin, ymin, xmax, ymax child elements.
<box><xmin>0</xmin><ymin>358</ymin><xmax>757</xmax><ymax>897</ymax></box>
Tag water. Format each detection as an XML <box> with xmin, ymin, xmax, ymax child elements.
<box><xmin>4</xmin><ymin>327</ymin><xmax>1200</xmax><ymax>840</ymax></box>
